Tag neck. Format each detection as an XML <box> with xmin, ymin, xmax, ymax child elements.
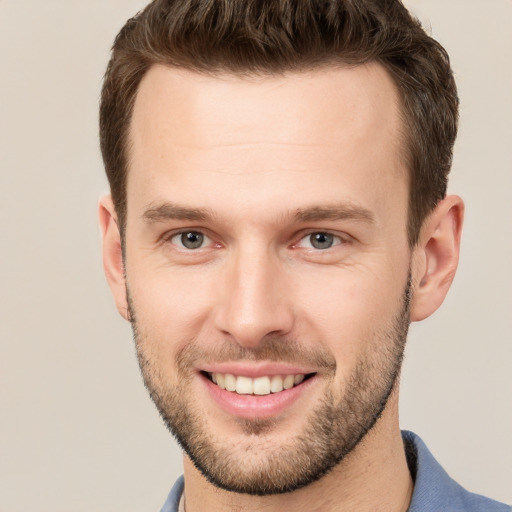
<box><xmin>182</xmin><ymin>395</ymin><xmax>413</xmax><ymax>512</ymax></box>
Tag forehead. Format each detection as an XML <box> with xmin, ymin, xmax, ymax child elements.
<box><xmin>127</xmin><ymin>63</ymin><xmax>407</xmax><ymax>225</ymax></box>
<box><xmin>130</xmin><ymin>62</ymin><xmax>404</xmax><ymax>151</ymax></box>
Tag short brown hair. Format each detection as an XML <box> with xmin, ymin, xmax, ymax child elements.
<box><xmin>99</xmin><ymin>0</ymin><xmax>458</xmax><ymax>245</ymax></box>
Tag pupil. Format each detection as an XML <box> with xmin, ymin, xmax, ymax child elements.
<box><xmin>182</xmin><ymin>232</ymin><xmax>204</xmax><ymax>249</ymax></box>
<box><xmin>311</xmin><ymin>232</ymin><xmax>333</xmax><ymax>249</ymax></box>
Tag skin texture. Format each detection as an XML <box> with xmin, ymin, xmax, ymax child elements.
<box><xmin>99</xmin><ymin>63</ymin><xmax>463</xmax><ymax>512</ymax></box>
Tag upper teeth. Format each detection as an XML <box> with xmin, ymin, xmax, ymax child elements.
<box><xmin>211</xmin><ymin>373</ymin><xmax>305</xmax><ymax>395</ymax></box>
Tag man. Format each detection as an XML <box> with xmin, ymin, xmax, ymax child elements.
<box><xmin>98</xmin><ymin>1</ymin><xmax>510</xmax><ymax>511</ymax></box>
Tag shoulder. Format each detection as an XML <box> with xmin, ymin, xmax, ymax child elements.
<box><xmin>403</xmin><ymin>431</ymin><xmax>511</xmax><ymax>512</ymax></box>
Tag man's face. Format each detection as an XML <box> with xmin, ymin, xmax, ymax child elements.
<box><xmin>124</xmin><ymin>63</ymin><xmax>412</xmax><ymax>494</ymax></box>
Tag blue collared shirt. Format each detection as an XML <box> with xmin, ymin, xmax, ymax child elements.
<box><xmin>161</xmin><ymin>431</ymin><xmax>510</xmax><ymax>511</ymax></box>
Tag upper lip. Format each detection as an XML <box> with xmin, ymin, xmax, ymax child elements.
<box><xmin>198</xmin><ymin>362</ymin><xmax>317</xmax><ymax>378</ymax></box>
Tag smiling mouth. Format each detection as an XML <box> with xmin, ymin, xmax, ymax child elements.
<box><xmin>204</xmin><ymin>372</ymin><xmax>316</xmax><ymax>396</ymax></box>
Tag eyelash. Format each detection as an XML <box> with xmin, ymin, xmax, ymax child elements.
<box><xmin>168</xmin><ymin>230</ymin><xmax>216</xmax><ymax>250</ymax></box>
<box><xmin>294</xmin><ymin>232</ymin><xmax>346</xmax><ymax>250</ymax></box>
<box><xmin>165</xmin><ymin>230</ymin><xmax>348</xmax><ymax>251</ymax></box>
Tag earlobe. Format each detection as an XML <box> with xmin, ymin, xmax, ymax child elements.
<box><xmin>98</xmin><ymin>195</ymin><xmax>130</xmax><ymax>321</ymax></box>
<box><xmin>410</xmin><ymin>195</ymin><xmax>464</xmax><ymax>322</ymax></box>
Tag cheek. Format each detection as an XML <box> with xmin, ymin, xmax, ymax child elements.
<box><xmin>291</xmin><ymin>264</ymin><xmax>408</xmax><ymax>366</ymax></box>
<box><xmin>127</xmin><ymin>263</ymin><xmax>218</xmax><ymax>354</ymax></box>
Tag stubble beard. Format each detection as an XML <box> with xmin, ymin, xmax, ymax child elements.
<box><xmin>129</xmin><ymin>277</ymin><xmax>411</xmax><ymax>496</ymax></box>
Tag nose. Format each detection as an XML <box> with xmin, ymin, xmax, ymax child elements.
<box><xmin>213</xmin><ymin>247</ymin><xmax>294</xmax><ymax>348</ymax></box>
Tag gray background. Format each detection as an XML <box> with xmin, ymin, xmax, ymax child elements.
<box><xmin>1</xmin><ymin>1</ymin><xmax>511</xmax><ymax>510</ymax></box>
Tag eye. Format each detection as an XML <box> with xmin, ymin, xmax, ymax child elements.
<box><xmin>297</xmin><ymin>232</ymin><xmax>343</xmax><ymax>250</ymax></box>
<box><xmin>170</xmin><ymin>231</ymin><xmax>211</xmax><ymax>250</ymax></box>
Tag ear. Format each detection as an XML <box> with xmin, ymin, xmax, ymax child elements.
<box><xmin>410</xmin><ymin>195</ymin><xmax>464</xmax><ymax>322</ymax></box>
<box><xmin>98</xmin><ymin>195</ymin><xmax>130</xmax><ymax>321</ymax></box>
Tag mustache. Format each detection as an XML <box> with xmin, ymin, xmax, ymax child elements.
<box><xmin>174</xmin><ymin>335</ymin><xmax>337</xmax><ymax>374</ymax></box>
<box><xmin>127</xmin><ymin>295</ymin><xmax>336</xmax><ymax>374</ymax></box>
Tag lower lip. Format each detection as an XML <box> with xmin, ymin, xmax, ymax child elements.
<box><xmin>200</xmin><ymin>373</ymin><xmax>318</xmax><ymax>419</ymax></box>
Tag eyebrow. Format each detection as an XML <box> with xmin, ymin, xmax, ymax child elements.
<box><xmin>142</xmin><ymin>201</ymin><xmax>375</xmax><ymax>225</ymax></box>
<box><xmin>142</xmin><ymin>202</ymin><xmax>214</xmax><ymax>223</ymax></box>
<box><xmin>294</xmin><ymin>204</ymin><xmax>375</xmax><ymax>224</ymax></box>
